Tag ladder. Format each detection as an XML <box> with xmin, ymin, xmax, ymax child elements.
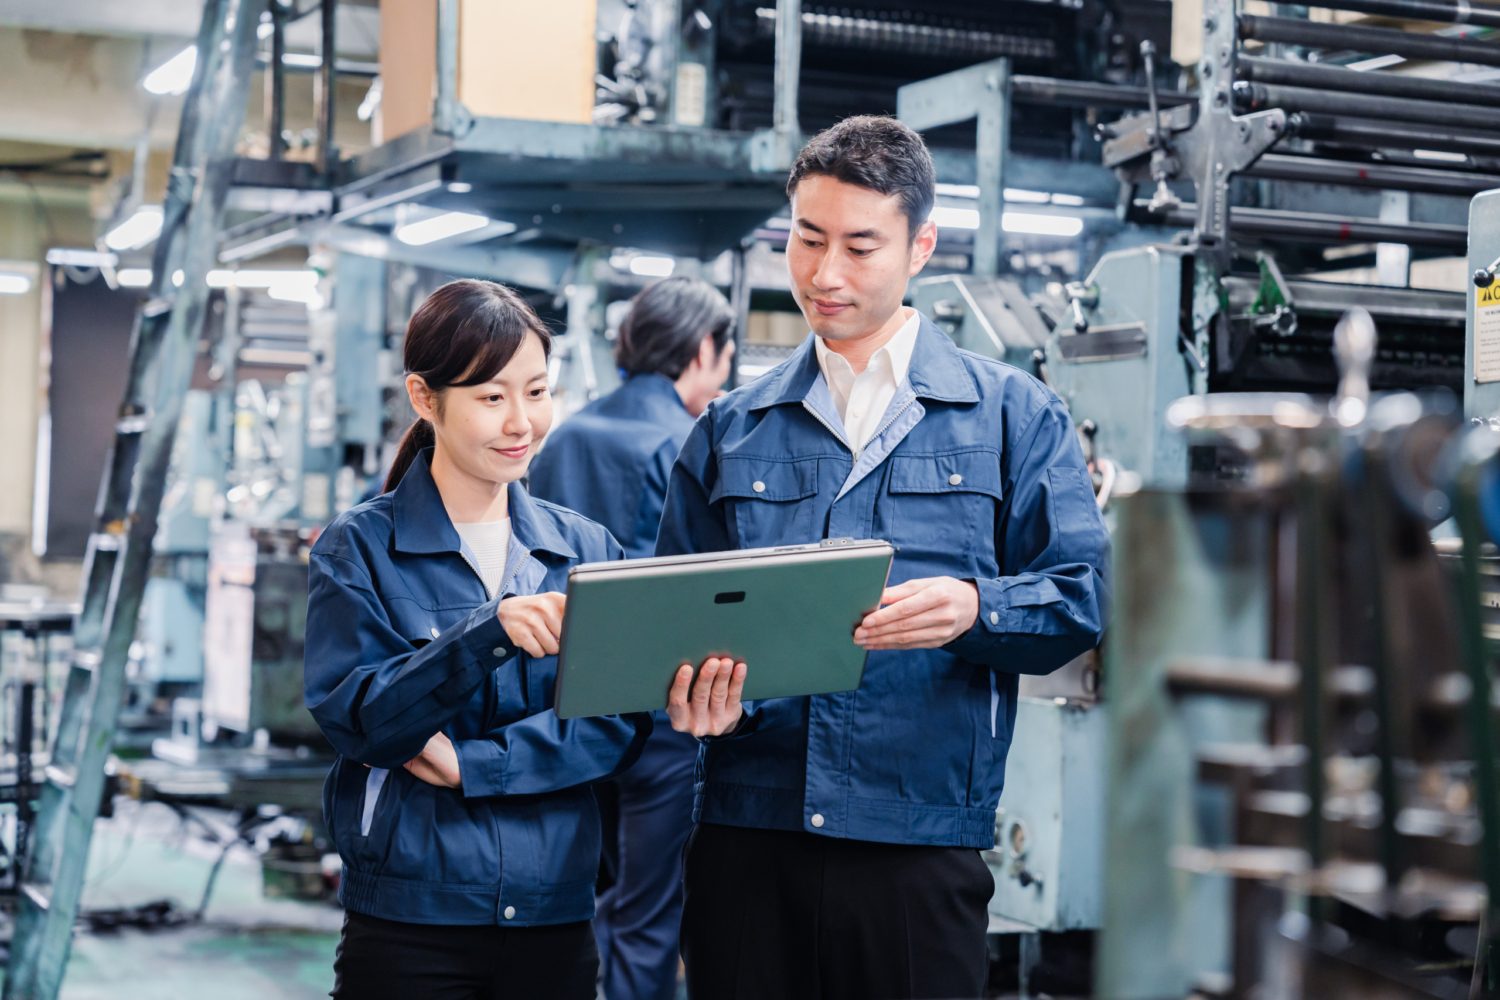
<box><xmin>4</xmin><ymin>2</ymin><xmax>267</xmax><ymax>996</ymax></box>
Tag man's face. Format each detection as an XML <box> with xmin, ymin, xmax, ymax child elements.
<box><xmin>786</xmin><ymin>174</ymin><xmax>936</xmax><ymax>347</ymax></box>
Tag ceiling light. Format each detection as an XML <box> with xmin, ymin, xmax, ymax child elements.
<box><xmin>0</xmin><ymin>272</ymin><xmax>33</xmax><ymax>295</ymax></box>
<box><xmin>393</xmin><ymin>211</ymin><xmax>493</xmax><ymax>246</ymax></box>
<box><xmin>104</xmin><ymin>206</ymin><xmax>164</xmax><ymax>251</ymax></box>
<box><xmin>930</xmin><ymin>206</ymin><xmax>981</xmax><ymax>230</ymax></box>
<box><xmin>628</xmin><ymin>255</ymin><xmax>676</xmax><ymax>277</ymax></box>
<box><xmin>1413</xmin><ymin>148</ymin><xmax>1468</xmax><ymax>163</ymax></box>
<box><xmin>46</xmin><ymin>248</ymin><xmax>119</xmax><ymax>268</ymax></box>
<box><xmin>448</xmin><ymin>182</ymin><xmax>473</xmax><ymax>194</ymax></box>
<box><xmin>116</xmin><ymin>269</ymin><xmax>154</xmax><ymax>288</ymax></box>
<box><xmin>142</xmin><ymin>46</ymin><xmax>197</xmax><ymax>96</ymax></box>
<box><xmin>1002</xmin><ymin>212</ymin><xmax>1084</xmax><ymax>238</ymax></box>
<box><xmin>1347</xmin><ymin>54</ymin><xmax>1405</xmax><ymax>72</ymax></box>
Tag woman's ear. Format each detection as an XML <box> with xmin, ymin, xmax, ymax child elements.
<box><xmin>405</xmin><ymin>373</ymin><xmax>437</xmax><ymax>421</ymax></box>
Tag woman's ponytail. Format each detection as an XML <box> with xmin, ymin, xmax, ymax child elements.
<box><xmin>383</xmin><ymin>418</ymin><xmax>436</xmax><ymax>492</ymax></box>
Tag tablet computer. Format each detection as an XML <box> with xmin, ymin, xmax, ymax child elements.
<box><xmin>553</xmin><ymin>538</ymin><xmax>895</xmax><ymax>719</ymax></box>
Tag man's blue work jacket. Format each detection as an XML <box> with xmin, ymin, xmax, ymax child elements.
<box><xmin>304</xmin><ymin>450</ymin><xmax>652</xmax><ymax>926</ymax></box>
<box><xmin>528</xmin><ymin>372</ymin><xmax>695</xmax><ymax>558</ymax></box>
<box><xmin>656</xmin><ymin>315</ymin><xmax>1110</xmax><ymax>850</ymax></box>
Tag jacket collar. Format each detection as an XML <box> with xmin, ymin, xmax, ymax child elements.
<box><xmin>618</xmin><ymin>372</ymin><xmax>690</xmax><ymax>416</ymax></box>
<box><xmin>742</xmin><ymin>311</ymin><xmax>979</xmax><ymax>411</ymax></box>
<box><xmin>392</xmin><ymin>449</ymin><xmax>577</xmax><ymax>560</ymax></box>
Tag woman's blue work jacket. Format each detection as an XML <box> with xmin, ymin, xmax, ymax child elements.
<box><xmin>657</xmin><ymin>316</ymin><xmax>1110</xmax><ymax>850</ymax></box>
<box><xmin>304</xmin><ymin>450</ymin><xmax>652</xmax><ymax>926</ymax></box>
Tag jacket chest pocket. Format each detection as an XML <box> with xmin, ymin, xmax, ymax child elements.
<box><xmin>886</xmin><ymin>449</ymin><xmax>1003</xmax><ymax>573</ymax></box>
<box><xmin>712</xmin><ymin>456</ymin><xmax>821</xmax><ymax>546</ymax></box>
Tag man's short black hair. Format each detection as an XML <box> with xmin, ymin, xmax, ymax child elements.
<box><xmin>615</xmin><ymin>276</ymin><xmax>735</xmax><ymax>380</ymax></box>
<box><xmin>786</xmin><ymin>115</ymin><xmax>936</xmax><ymax>239</ymax></box>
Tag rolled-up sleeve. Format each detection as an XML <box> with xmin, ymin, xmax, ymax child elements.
<box><xmin>946</xmin><ymin>399</ymin><xmax>1111</xmax><ymax>673</ymax></box>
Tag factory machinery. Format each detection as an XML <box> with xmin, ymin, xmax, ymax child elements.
<box><xmin>7</xmin><ymin>0</ymin><xmax>1500</xmax><ymax>996</ymax></box>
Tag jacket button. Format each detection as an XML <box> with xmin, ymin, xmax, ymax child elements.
<box><xmin>810</xmin><ymin>813</ymin><xmax>825</xmax><ymax>828</ymax></box>
<box><xmin>948</xmin><ymin>473</ymin><xmax>964</xmax><ymax>486</ymax></box>
<box><xmin>990</xmin><ymin>611</ymin><xmax>1000</xmax><ymax>626</ymax></box>
<box><xmin>492</xmin><ymin>647</ymin><xmax>507</xmax><ymax>658</ymax></box>
<box><xmin>503</xmin><ymin>905</ymin><xmax>516</xmax><ymax>920</ymax></box>
<box><xmin>429</xmin><ymin>626</ymin><xmax>441</xmax><ymax>638</ymax></box>
<box><xmin>752</xmin><ymin>480</ymin><xmax>766</xmax><ymax>493</ymax></box>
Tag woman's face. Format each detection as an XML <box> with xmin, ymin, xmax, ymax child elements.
<box><xmin>425</xmin><ymin>331</ymin><xmax>553</xmax><ymax>488</ymax></box>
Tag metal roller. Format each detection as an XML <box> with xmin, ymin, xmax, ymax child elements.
<box><xmin>1010</xmin><ymin>75</ymin><xmax>1194</xmax><ymax>110</ymax></box>
<box><xmin>1237</xmin><ymin>81</ymin><xmax>1500</xmax><ymax>133</ymax></box>
<box><xmin>1238</xmin><ymin>54</ymin><xmax>1500</xmax><ymax>110</ymax></box>
<box><xmin>752</xmin><ymin>7</ymin><xmax>1055</xmax><ymax>62</ymax></box>
<box><xmin>1247</xmin><ymin>152</ymin><xmax>1500</xmax><ymax>197</ymax></box>
<box><xmin>1292</xmin><ymin>0</ymin><xmax>1500</xmax><ymax>29</ymax></box>
<box><xmin>1238</xmin><ymin>13</ymin><xmax>1500</xmax><ymax>69</ymax></box>
<box><xmin>1293</xmin><ymin>113</ymin><xmax>1500</xmax><ymax>156</ymax></box>
<box><xmin>1141</xmin><ymin>202</ymin><xmax>1468</xmax><ymax>250</ymax></box>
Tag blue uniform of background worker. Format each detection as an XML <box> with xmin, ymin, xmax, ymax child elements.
<box><xmin>657</xmin><ymin>116</ymin><xmax>1111</xmax><ymax>999</ymax></box>
<box><xmin>528</xmin><ymin>276</ymin><xmax>736</xmax><ymax>1000</ymax></box>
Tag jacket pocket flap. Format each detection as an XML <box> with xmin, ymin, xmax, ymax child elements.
<box><xmin>711</xmin><ymin>456</ymin><xmax>819</xmax><ymax>502</ymax></box>
<box><xmin>888</xmin><ymin>450</ymin><xmax>1003</xmax><ymax>501</ymax></box>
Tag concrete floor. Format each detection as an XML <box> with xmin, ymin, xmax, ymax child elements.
<box><xmin>58</xmin><ymin>797</ymin><xmax>341</xmax><ymax>999</ymax></box>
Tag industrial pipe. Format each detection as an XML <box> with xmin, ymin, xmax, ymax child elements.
<box><xmin>1239</xmin><ymin>54</ymin><xmax>1500</xmax><ymax>110</ymax></box>
<box><xmin>1239</xmin><ymin>14</ymin><xmax>1500</xmax><ymax>69</ymax></box>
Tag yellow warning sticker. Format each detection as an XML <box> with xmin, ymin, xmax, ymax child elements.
<box><xmin>1476</xmin><ymin>284</ymin><xmax>1500</xmax><ymax>383</ymax></box>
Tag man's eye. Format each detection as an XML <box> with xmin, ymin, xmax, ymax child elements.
<box><xmin>850</xmin><ymin>248</ymin><xmax>873</xmax><ymax>258</ymax></box>
<box><xmin>801</xmin><ymin>238</ymin><xmax>822</xmax><ymax>249</ymax></box>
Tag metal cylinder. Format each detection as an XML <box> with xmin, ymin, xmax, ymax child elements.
<box><xmin>264</xmin><ymin>10</ymin><xmax>285</xmax><ymax>160</ymax></box>
<box><xmin>1239</xmin><ymin>14</ymin><xmax>1500</xmax><ymax>69</ymax></box>
<box><xmin>773</xmin><ymin>0</ymin><xmax>802</xmax><ymax>135</ymax></box>
<box><xmin>317</xmin><ymin>0</ymin><xmax>337</xmax><ymax>172</ymax></box>
<box><xmin>1247</xmin><ymin>153</ymin><xmax>1500</xmax><ymax>197</ymax></box>
<box><xmin>1010</xmin><ymin>75</ymin><xmax>1193</xmax><ymax>110</ymax></box>
<box><xmin>1293</xmin><ymin>112</ymin><xmax>1500</xmax><ymax>156</ymax></box>
<box><xmin>1142</xmin><ymin>202</ymin><xmax>1468</xmax><ymax>251</ymax></box>
<box><xmin>1239</xmin><ymin>54</ymin><xmax>1500</xmax><ymax>110</ymax></box>
<box><xmin>1294</xmin><ymin>0</ymin><xmax>1500</xmax><ymax>29</ymax></box>
<box><xmin>1237</xmin><ymin>81</ymin><xmax>1500</xmax><ymax>133</ymax></box>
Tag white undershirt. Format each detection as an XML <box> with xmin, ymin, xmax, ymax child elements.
<box><xmin>812</xmin><ymin>308</ymin><xmax>920</xmax><ymax>456</ymax></box>
<box><xmin>453</xmin><ymin>517</ymin><xmax>512</xmax><ymax>598</ymax></box>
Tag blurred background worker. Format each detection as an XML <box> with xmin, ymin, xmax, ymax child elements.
<box><xmin>527</xmin><ymin>275</ymin><xmax>735</xmax><ymax>1000</ymax></box>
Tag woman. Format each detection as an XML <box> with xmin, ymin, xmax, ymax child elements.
<box><xmin>303</xmin><ymin>278</ymin><xmax>653</xmax><ymax>999</ymax></box>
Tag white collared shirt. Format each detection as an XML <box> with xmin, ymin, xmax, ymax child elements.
<box><xmin>813</xmin><ymin>308</ymin><xmax>921</xmax><ymax>456</ymax></box>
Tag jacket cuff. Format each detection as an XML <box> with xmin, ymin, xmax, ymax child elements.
<box><xmin>944</xmin><ymin>577</ymin><xmax>1046</xmax><ymax>661</ymax></box>
<box><xmin>456</xmin><ymin>738</ymin><xmax>505</xmax><ymax>797</ymax></box>
<box><xmin>702</xmin><ymin>701</ymin><xmax>762</xmax><ymax>743</ymax></box>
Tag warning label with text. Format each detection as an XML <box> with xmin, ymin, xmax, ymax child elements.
<box><xmin>1476</xmin><ymin>283</ymin><xmax>1500</xmax><ymax>384</ymax></box>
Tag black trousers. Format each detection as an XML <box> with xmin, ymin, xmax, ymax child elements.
<box><xmin>331</xmin><ymin>910</ymin><xmax>598</xmax><ymax>1000</ymax></box>
<box><xmin>680</xmin><ymin>823</ymin><xmax>993</xmax><ymax>1000</ymax></box>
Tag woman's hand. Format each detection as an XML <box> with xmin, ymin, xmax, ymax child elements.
<box><xmin>497</xmin><ymin>592</ymin><xmax>566</xmax><ymax>658</ymax></box>
<box><xmin>666</xmin><ymin>656</ymin><xmax>746</xmax><ymax>738</ymax></box>
<box><xmin>404</xmin><ymin>732</ymin><xmax>461</xmax><ymax>789</ymax></box>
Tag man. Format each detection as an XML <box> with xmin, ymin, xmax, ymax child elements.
<box><xmin>528</xmin><ymin>275</ymin><xmax>735</xmax><ymax>1000</ymax></box>
<box><xmin>658</xmin><ymin>115</ymin><xmax>1109</xmax><ymax>999</ymax></box>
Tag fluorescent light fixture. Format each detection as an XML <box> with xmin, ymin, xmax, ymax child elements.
<box><xmin>934</xmin><ymin>183</ymin><xmax>1063</xmax><ymax>204</ymax></box>
<box><xmin>930</xmin><ymin>206</ymin><xmax>981</xmax><ymax>230</ymax></box>
<box><xmin>1051</xmin><ymin>193</ymin><xmax>1085</xmax><ymax>207</ymax></box>
<box><xmin>1348</xmin><ymin>54</ymin><xmax>1405</xmax><ymax>72</ymax></box>
<box><xmin>206</xmin><ymin>268</ymin><xmax>319</xmax><ymax>289</ymax></box>
<box><xmin>0</xmin><ymin>272</ymin><xmax>33</xmax><ymax>295</ymax></box>
<box><xmin>1413</xmin><ymin>148</ymin><xmax>1469</xmax><ymax>163</ymax></box>
<box><xmin>142</xmin><ymin>46</ymin><xmax>197</xmax><ymax>96</ymax></box>
<box><xmin>116</xmin><ymin>269</ymin><xmax>153</xmax><ymax>288</ymax></box>
<box><xmin>931</xmin><ymin>206</ymin><xmax>1084</xmax><ymax>237</ymax></box>
<box><xmin>394</xmin><ymin>211</ymin><xmax>492</xmax><ymax>246</ymax></box>
<box><xmin>104</xmin><ymin>206</ymin><xmax>164</xmax><ymax>251</ymax></box>
<box><xmin>447</xmin><ymin>182</ymin><xmax>473</xmax><ymax>194</ymax></box>
<box><xmin>628</xmin><ymin>255</ymin><xmax>676</xmax><ymax>277</ymax></box>
<box><xmin>46</xmin><ymin>248</ymin><xmax>118</xmax><ymax>268</ymax></box>
<box><xmin>1002</xmin><ymin>212</ymin><xmax>1084</xmax><ymax>237</ymax></box>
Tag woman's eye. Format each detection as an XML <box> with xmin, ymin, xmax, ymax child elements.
<box><xmin>485</xmin><ymin>394</ymin><xmax>502</xmax><ymax>403</ymax></box>
<box><xmin>528</xmin><ymin>388</ymin><xmax>548</xmax><ymax>399</ymax></box>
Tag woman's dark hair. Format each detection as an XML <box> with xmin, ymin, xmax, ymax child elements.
<box><xmin>384</xmin><ymin>279</ymin><xmax>552</xmax><ymax>491</ymax></box>
<box><xmin>786</xmin><ymin>115</ymin><xmax>935</xmax><ymax>240</ymax></box>
<box><xmin>615</xmin><ymin>276</ymin><xmax>734</xmax><ymax>380</ymax></box>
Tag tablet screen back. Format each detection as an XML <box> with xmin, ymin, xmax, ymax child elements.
<box><xmin>553</xmin><ymin>540</ymin><xmax>894</xmax><ymax>719</ymax></box>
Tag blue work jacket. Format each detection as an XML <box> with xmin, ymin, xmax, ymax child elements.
<box><xmin>304</xmin><ymin>450</ymin><xmax>652</xmax><ymax>926</ymax></box>
<box><xmin>528</xmin><ymin>373</ymin><xmax>695</xmax><ymax>558</ymax></box>
<box><xmin>657</xmin><ymin>315</ymin><xmax>1110</xmax><ymax>849</ymax></box>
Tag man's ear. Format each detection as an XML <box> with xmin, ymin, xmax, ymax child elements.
<box><xmin>405</xmin><ymin>373</ymin><xmax>437</xmax><ymax>421</ymax></box>
<box><xmin>909</xmin><ymin>219</ymin><xmax>938</xmax><ymax>276</ymax></box>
